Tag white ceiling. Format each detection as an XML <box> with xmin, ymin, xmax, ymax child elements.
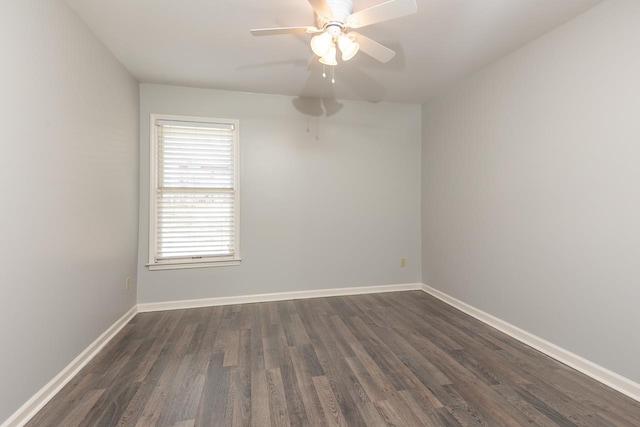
<box><xmin>65</xmin><ymin>0</ymin><xmax>602</xmax><ymax>104</ymax></box>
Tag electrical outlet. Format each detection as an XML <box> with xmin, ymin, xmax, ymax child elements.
<box><xmin>400</xmin><ymin>258</ymin><xmax>406</xmax><ymax>267</ymax></box>
<box><xmin>125</xmin><ymin>277</ymin><xmax>131</xmax><ymax>290</ymax></box>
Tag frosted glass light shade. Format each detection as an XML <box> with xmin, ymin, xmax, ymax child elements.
<box><xmin>338</xmin><ymin>35</ymin><xmax>359</xmax><ymax>61</ymax></box>
<box><xmin>319</xmin><ymin>44</ymin><xmax>337</xmax><ymax>66</ymax></box>
<box><xmin>311</xmin><ymin>32</ymin><xmax>333</xmax><ymax>57</ymax></box>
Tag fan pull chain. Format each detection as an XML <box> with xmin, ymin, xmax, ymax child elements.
<box><xmin>321</xmin><ymin>64</ymin><xmax>335</xmax><ymax>84</ymax></box>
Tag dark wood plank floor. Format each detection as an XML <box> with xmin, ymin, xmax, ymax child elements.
<box><xmin>27</xmin><ymin>291</ymin><xmax>640</xmax><ymax>426</ymax></box>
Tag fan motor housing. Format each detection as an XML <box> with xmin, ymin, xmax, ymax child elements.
<box><xmin>323</xmin><ymin>0</ymin><xmax>354</xmax><ymax>25</ymax></box>
<box><xmin>325</xmin><ymin>23</ymin><xmax>344</xmax><ymax>36</ymax></box>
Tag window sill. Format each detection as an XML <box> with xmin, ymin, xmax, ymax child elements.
<box><xmin>147</xmin><ymin>259</ymin><xmax>241</xmax><ymax>271</ymax></box>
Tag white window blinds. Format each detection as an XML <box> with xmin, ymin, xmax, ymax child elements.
<box><xmin>150</xmin><ymin>116</ymin><xmax>240</xmax><ymax>268</ymax></box>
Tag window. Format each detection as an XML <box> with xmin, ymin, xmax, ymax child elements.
<box><xmin>148</xmin><ymin>114</ymin><xmax>240</xmax><ymax>270</ymax></box>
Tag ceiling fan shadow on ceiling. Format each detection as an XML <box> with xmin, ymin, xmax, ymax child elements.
<box><xmin>292</xmin><ymin>95</ymin><xmax>344</xmax><ymax>118</ymax></box>
<box><xmin>250</xmin><ymin>0</ymin><xmax>417</xmax><ymax>76</ymax></box>
<box><xmin>290</xmin><ymin>63</ymin><xmax>343</xmax><ymax>117</ymax></box>
<box><xmin>291</xmin><ymin>62</ymin><xmax>387</xmax><ymax>118</ymax></box>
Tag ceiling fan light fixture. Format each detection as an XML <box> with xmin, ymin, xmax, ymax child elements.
<box><xmin>338</xmin><ymin>34</ymin><xmax>359</xmax><ymax>61</ymax></box>
<box><xmin>251</xmin><ymin>0</ymin><xmax>415</xmax><ymax>67</ymax></box>
<box><xmin>319</xmin><ymin>43</ymin><xmax>338</xmax><ymax>66</ymax></box>
<box><xmin>310</xmin><ymin>32</ymin><xmax>333</xmax><ymax>57</ymax></box>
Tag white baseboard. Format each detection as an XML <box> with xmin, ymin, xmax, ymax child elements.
<box><xmin>420</xmin><ymin>284</ymin><xmax>640</xmax><ymax>403</ymax></box>
<box><xmin>1</xmin><ymin>306</ymin><xmax>138</xmax><ymax>427</ymax></box>
<box><xmin>137</xmin><ymin>283</ymin><xmax>423</xmax><ymax>313</ymax></box>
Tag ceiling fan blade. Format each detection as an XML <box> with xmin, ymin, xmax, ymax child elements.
<box><xmin>351</xmin><ymin>33</ymin><xmax>396</xmax><ymax>63</ymax></box>
<box><xmin>346</xmin><ymin>0</ymin><xmax>417</xmax><ymax>29</ymax></box>
<box><xmin>307</xmin><ymin>0</ymin><xmax>334</xmax><ymax>21</ymax></box>
<box><xmin>250</xmin><ymin>26</ymin><xmax>320</xmax><ymax>36</ymax></box>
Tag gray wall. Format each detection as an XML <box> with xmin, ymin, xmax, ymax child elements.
<box><xmin>421</xmin><ymin>0</ymin><xmax>640</xmax><ymax>382</ymax></box>
<box><xmin>0</xmin><ymin>0</ymin><xmax>139</xmax><ymax>422</ymax></box>
<box><xmin>138</xmin><ymin>84</ymin><xmax>422</xmax><ymax>303</ymax></box>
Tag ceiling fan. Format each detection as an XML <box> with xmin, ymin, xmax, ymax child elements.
<box><xmin>250</xmin><ymin>0</ymin><xmax>417</xmax><ymax>67</ymax></box>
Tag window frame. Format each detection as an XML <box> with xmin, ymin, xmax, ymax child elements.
<box><xmin>148</xmin><ymin>113</ymin><xmax>241</xmax><ymax>271</ymax></box>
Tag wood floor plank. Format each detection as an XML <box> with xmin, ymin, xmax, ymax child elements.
<box><xmin>250</xmin><ymin>369</ymin><xmax>271</xmax><ymax>427</ymax></box>
<box><xmin>267</xmin><ymin>368</ymin><xmax>292</xmax><ymax>427</ymax></box>
<box><xmin>370</xmin><ymin>305</ymin><xmax>527</xmax><ymax>424</ymax></box>
<box><xmin>326</xmin><ymin>307</ymin><xmax>438</xmax><ymax>425</ymax></box>
<box><xmin>513</xmin><ymin>387</ymin><xmax>579</xmax><ymax>426</ymax></box>
<box><xmin>374</xmin><ymin>397</ymin><xmax>425</xmax><ymax>427</ymax></box>
<box><xmin>156</xmin><ymin>354</ymin><xmax>207</xmax><ymax>426</ymax></box>
<box><xmin>312</xmin><ymin>376</ymin><xmax>348</xmax><ymax>427</ymax></box>
<box><xmin>57</xmin><ymin>389</ymin><xmax>105</xmax><ymax>427</ymax></box>
<box><xmin>279</xmin><ymin>347</ymin><xmax>309</xmax><ymax>427</ymax></box>
<box><xmin>83</xmin><ymin>382</ymin><xmax>140</xmax><ymax>427</ymax></box>
<box><xmin>298</xmin><ymin>312</ymin><xmax>369</xmax><ymax>426</ymax></box>
<box><xmin>26</xmin><ymin>373</ymin><xmax>100</xmax><ymax>426</ymax></box>
<box><xmin>399</xmin><ymin>389</ymin><xmax>445</xmax><ymax>427</ymax></box>
<box><xmin>194</xmin><ymin>365</ymin><xmax>233</xmax><ymax>427</ymax></box>
<box><xmin>131</xmin><ymin>311</ymin><xmax>185</xmax><ymax>383</ymax></box>
<box><xmin>523</xmin><ymin>382</ymin><xmax>613</xmax><ymax>426</ymax></box>
<box><xmin>234</xmin><ymin>328</ymin><xmax>252</xmax><ymax>427</ymax></box>
<box><xmin>250</xmin><ymin>304</ymin><xmax>266</xmax><ymax>373</ymax></box>
<box><xmin>343</xmin><ymin>356</ymin><xmax>387</xmax><ymax>403</ymax></box>
<box><xmin>133</xmin><ymin>323</ymin><xmax>199</xmax><ymax>426</ymax></box>
<box><xmin>350</xmin><ymin>300</ymin><xmax>453</xmax><ymax>387</ymax></box>
<box><xmin>431</xmin><ymin>407</ymin><xmax>465</xmax><ymax>427</ymax></box>
<box><xmin>26</xmin><ymin>291</ymin><xmax>640</xmax><ymax>426</ymax></box>
<box><xmin>287</xmin><ymin>346</ymin><xmax>328</xmax><ymax>427</ymax></box>
<box><xmin>289</xmin><ymin>314</ymin><xmax>311</xmax><ymax>346</ymax></box>
<box><xmin>297</xmin><ymin>343</ymin><xmax>325</xmax><ymax>378</ymax></box>
<box><xmin>223</xmin><ymin>330</ymin><xmax>240</xmax><ymax>367</ymax></box>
